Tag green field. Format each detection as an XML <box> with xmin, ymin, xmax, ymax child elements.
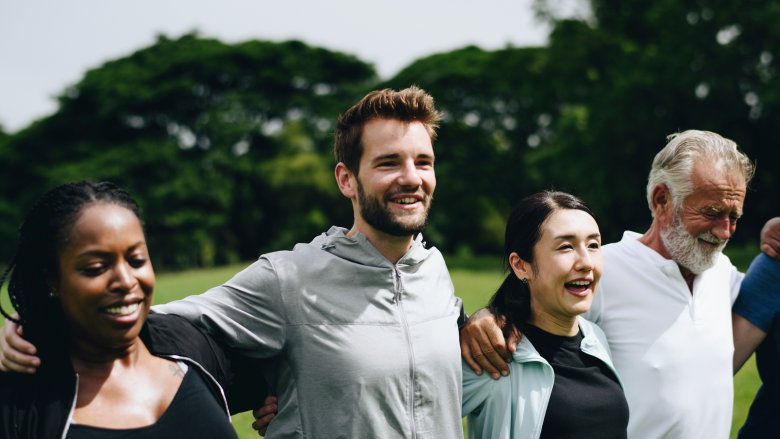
<box><xmin>0</xmin><ymin>249</ymin><xmax>763</xmax><ymax>438</ymax></box>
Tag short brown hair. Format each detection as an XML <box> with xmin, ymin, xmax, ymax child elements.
<box><xmin>334</xmin><ymin>86</ymin><xmax>442</xmax><ymax>175</ymax></box>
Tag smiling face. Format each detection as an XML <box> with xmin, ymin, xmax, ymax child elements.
<box><xmin>343</xmin><ymin>118</ymin><xmax>436</xmax><ymax>238</ymax></box>
<box><xmin>660</xmin><ymin>161</ymin><xmax>746</xmax><ymax>274</ymax></box>
<box><xmin>53</xmin><ymin>203</ymin><xmax>154</xmax><ymax>354</ymax></box>
<box><xmin>511</xmin><ymin>209</ymin><xmax>602</xmax><ymax>333</ymax></box>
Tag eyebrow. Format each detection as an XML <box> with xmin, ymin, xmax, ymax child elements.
<box><xmin>703</xmin><ymin>206</ymin><xmax>743</xmax><ymax>217</ymax></box>
<box><xmin>75</xmin><ymin>241</ymin><xmax>146</xmax><ymax>258</ymax></box>
<box><xmin>370</xmin><ymin>152</ymin><xmax>435</xmax><ymax>162</ymax></box>
<box><xmin>553</xmin><ymin>233</ymin><xmax>601</xmax><ymax>241</ymax></box>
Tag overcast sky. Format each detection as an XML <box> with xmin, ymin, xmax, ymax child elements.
<box><xmin>0</xmin><ymin>0</ymin><xmax>549</xmax><ymax>132</ymax></box>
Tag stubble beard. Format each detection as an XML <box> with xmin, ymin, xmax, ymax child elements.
<box><xmin>660</xmin><ymin>211</ymin><xmax>727</xmax><ymax>275</ymax></box>
<box><xmin>356</xmin><ymin>181</ymin><xmax>430</xmax><ymax>237</ymax></box>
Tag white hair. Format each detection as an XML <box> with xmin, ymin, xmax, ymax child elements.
<box><xmin>646</xmin><ymin>130</ymin><xmax>755</xmax><ymax>215</ymax></box>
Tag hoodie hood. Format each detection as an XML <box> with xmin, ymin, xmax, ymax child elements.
<box><xmin>309</xmin><ymin>226</ymin><xmax>434</xmax><ymax>268</ymax></box>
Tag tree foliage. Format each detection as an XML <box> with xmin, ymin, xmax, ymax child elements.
<box><xmin>2</xmin><ymin>3</ymin><xmax>779</xmax><ymax>267</ymax></box>
<box><xmin>528</xmin><ymin>0</ymin><xmax>780</xmax><ymax>242</ymax></box>
<box><xmin>1</xmin><ymin>34</ymin><xmax>375</xmax><ymax>268</ymax></box>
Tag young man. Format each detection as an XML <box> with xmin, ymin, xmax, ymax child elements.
<box><xmin>0</xmin><ymin>87</ymin><xmax>464</xmax><ymax>438</ymax></box>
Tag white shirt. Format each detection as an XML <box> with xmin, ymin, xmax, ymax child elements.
<box><xmin>586</xmin><ymin>231</ymin><xmax>743</xmax><ymax>439</ymax></box>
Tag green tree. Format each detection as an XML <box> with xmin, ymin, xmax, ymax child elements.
<box><xmin>2</xmin><ymin>34</ymin><xmax>376</xmax><ymax>268</ymax></box>
<box><xmin>528</xmin><ymin>0</ymin><xmax>780</xmax><ymax>242</ymax></box>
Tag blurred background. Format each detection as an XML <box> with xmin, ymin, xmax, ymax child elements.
<box><xmin>1</xmin><ymin>0</ymin><xmax>777</xmax><ymax>269</ymax></box>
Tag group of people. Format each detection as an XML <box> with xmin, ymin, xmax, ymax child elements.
<box><xmin>0</xmin><ymin>86</ymin><xmax>778</xmax><ymax>439</ymax></box>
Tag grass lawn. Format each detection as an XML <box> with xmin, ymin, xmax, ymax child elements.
<box><xmin>0</xmin><ymin>247</ymin><xmax>763</xmax><ymax>438</ymax></box>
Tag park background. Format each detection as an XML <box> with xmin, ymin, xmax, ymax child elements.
<box><xmin>1</xmin><ymin>0</ymin><xmax>778</xmax><ymax>437</ymax></box>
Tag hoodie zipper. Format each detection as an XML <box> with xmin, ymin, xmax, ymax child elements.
<box><xmin>394</xmin><ymin>266</ymin><xmax>418</xmax><ymax>439</ymax></box>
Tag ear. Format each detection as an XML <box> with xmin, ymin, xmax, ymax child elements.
<box><xmin>508</xmin><ymin>252</ymin><xmax>532</xmax><ymax>282</ymax></box>
<box><xmin>335</xmin><ymin>162</ymin><xmax>357</xmax><ymax>199</ymax></box>
<box><xmin>650</xmin><ymin>183</ymin><xmax>674</xmax><ymax>222</ymax></box>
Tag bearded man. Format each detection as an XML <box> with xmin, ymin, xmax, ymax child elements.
<box><xmin>0</xmin><ymin>87</ymin><xmax>464</xmax><ymax>438</ymax></box>
<box><xmin>461</xmin><ymin>130</ymin><xmax>776</xmax><ymax>439</ymax></box>
<box><xmin>582</xmin><ymin>130</ymin><xmax>749</xmax><ymax>438</ymax></box>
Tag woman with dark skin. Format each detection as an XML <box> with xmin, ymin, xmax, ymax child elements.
<box><xmin>0</xmin><ymin>181</ymin><xmax>260</xmax><ymax>438</ymax></box>
<box><xmin>461</xmin><ymin>191</ymin><xmax>628</xmax><ymax>439</ymax></box>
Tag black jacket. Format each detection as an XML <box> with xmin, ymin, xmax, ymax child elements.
<box><xmin>0</xmin><ymin>313</ymin><xmax>267</xmax><ymax>439</ymax></box>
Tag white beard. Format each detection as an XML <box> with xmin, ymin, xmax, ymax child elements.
<box><xmin>660</xmin><ymin>213</ymin><xmax>727</xmax><ymax>275</ymax></box>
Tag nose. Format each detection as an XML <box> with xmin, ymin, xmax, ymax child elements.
<box><xmin>575</xmin><ymin>247</ymin><xmax>595</xmax><ymax>272</ymax></box>
<box><xmin>397</xmin><ymin>161</ymin><xmax>423</xmax><ymax>188</ymax></box>
<box><xmin>111</xmin><ymin>261</ymin><xmax>138</xmax><ymax>293</ymax></box>
<box><xmin>711</xmin><ymin>217</ymin><xmax>735</xmax><ymax>241</ymax></box>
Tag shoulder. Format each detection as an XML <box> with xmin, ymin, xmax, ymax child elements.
<box><xmin>735</xmin><ymin>253</ymin><xmax>780</xmax><ymax>312</ymax></box>
<box><xmin>461</xmin><ymin>359</ymin><xmax>512</xmax><ymax>412</ymax></box>
<box><xmin>0</xmin><ymin>369</ymin><xmax>75</xmax><ymax>438</ymax></box>
<box><xmin>145</xmin><ymin>312</ymin><xmax>208</xmax><ymax>344</ymax></box>
<box><xmin>603</xmin><ymin>231</ymin><xmax>645</xmax><ymax>260</ymax></box>
<box><xmin>745</xmin><ymin>252</ymin><xmax>780</xmax><ymax>280</ymax></box>
<box><xmin>144</xmin><ymin>313</ymin><xmax>228</xmax><ymax>374</ymax></box>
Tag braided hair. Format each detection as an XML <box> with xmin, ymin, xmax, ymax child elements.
<box><xmin>488</xmin><ymin>191</ymin><xmax>595</xmax><ymax>336</ymax></box>
<box><xmin>0</xmin><ymin>181</ymin><xmax>141</xmax><ymax>359</ymax></box>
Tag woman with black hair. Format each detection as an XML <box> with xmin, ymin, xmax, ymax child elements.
<box><xmin>0</xmin><ymin>181</ymin><xmax>260</xmax><ymax>439</ymax></box>
<box><xmin>462</xmin><ymin>191</ymin><xmax>629</xmax><ymax>439</ymax></box>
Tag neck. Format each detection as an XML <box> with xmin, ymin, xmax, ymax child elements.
<box><xmin>527</xmin><ymin>309</ymin><xmax>579</xmax><ymax>337</ymax></box>
<box><xmin>69</xmin><ymin>337</ymin><xmax>144</xmax><ymax>376</ymax></box>
<box><xmin>638</xmin><ymin>222</ymin><xmax>696</xmax><ymax>292</ymax></box>
<box><xmin>678</xmin><ymin>265</ymin><xmax>695</xmax><ymax>291</ymax></box>
<box><xmin>347</xmin><ymin>225</ymin><xmax>415</xmax><ymax>264</ymax></box>
<box><xmin>638</xmin><ymin>221</ymin><xmax>672</xmax><ymax>259</ymax></box>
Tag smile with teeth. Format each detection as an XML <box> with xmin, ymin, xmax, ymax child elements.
<box><xmin>394</xmin><ymin>197</ymin><xmax>419</xmax><ymax>205</ymax></box>
<box><xmin>104</xmin><ymin>302</ymin><xmax>141</xmax><ymax>316</ymax></box>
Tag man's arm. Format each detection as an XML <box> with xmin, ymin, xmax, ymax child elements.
<box><xmin>732</xmin><ymin>312</ymin><xmax>767</xmax><ymax>373</ymax></box>
<box><xmin>459</xmin><ymin>308</ymin><xmax>519</xmax><ymax>380</ymax></box>
<box><xmin>731</xmin><ymin>250</ymin><xmax>780</xmax><ymax>373</ymax></box>
<box><xmin>761</xmin><ymin>217</ymin><xmax>780</xmax><ymax>259</ymax></box>
<box><xmin>154</xmin><ymin>257</ymin><xmax>286</xmax><ymax>357</ymax></box>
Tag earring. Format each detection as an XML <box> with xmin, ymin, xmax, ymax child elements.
<box><xmin>520</xmin><ymin>278</ymin><xmax>528</xmax><ymax>284</ymax></box>
<box><xmin>48</xmin><ymin>289</ymin><xmax>59</xmax><ymax>298</ymax></box>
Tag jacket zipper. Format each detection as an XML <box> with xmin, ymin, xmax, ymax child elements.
<box><xmin>61</xmin><ymin>355</ymin><xmax>230</xmax><ymax>438</ymax></box>
<box><xmin>394</xmin><ymin>266</ymin><xmax>417</xmax><ymax>439</ymax></box>
<box><xmin>61</xmin><ymin>374</ymin><xmax>79</xmax><ymax>439</ymax></box>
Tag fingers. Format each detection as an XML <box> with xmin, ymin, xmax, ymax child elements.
<box><xmin>760</xmin><ymin>218</ymin><xmax>780</xmax><ymax>260</ymax></box>
<box><xmin>460</xmin><ymin>332</ymin><xmax>480</xmax><ymax>375</ymax></box>
<box><xmin>0</xmin><ymin>319</ymin><xmax>40</xmax><ymax>373</ymax></box>
<box><xmin>459</xmin><ymin>308</ymin><xmax>510</xmax><ymax>380</ymax></box>
<box><xmin>507</xmin><ymin>326</ymin><xmax>522</xmax><ymax>353</ymax></box>
<box><xmin>251</xmin><ymin>395</ymin><xmax>278</xmax><ymax>436</ymax></box>
<box><xmin>761</xmin><ymin>241</ymin><xmax>780</xmax><ymax>260</ymax></box>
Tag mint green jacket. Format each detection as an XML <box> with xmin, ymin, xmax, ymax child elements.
<box><xmin>462</xmin><ymin>317</ymin><xmax>622</xmax><ymax>439</ymax></box>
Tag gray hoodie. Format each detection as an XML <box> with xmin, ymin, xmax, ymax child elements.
<box><xmin>156</xmin><ymin>226</ymin><xmax>464</xmax><ymax>438</ymax></box>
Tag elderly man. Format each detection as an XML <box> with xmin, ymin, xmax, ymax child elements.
<box><xmin>461</xmin><ymin>130</ymin><xmax>780</xmax><ymax>438</ymax></box>
<box><xmin>0</xmin><ymin>87</ymin><xmax>464</xmax><ymax>438</ymax></box>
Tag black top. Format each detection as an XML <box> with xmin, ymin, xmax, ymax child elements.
<box><xmin>524</xmin><ymin>324</ymin><xmax>629</xmax><ymax>439</ymax></box>
<box><xmin>0</xmin><ymin>313</ymin><xmax>268</xmax><ymax>439</ymax></box>
<box><xmin>67</xmin><ymin>367</ymin><xmax>238</xmax><ymax>439</ymax></box>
